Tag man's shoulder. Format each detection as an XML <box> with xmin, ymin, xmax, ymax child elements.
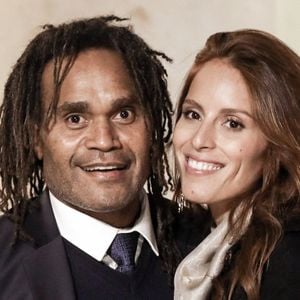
<box><xmin>0</xmin><ymin>214</ymin><xmax>35</xmax><ymax>293</ymax></box>
<box><xmin>0</xmin><ymin>214</ymin><xmax>34</xmax><ymax>262</ymax></box>
<box><xmin>0</xmin><ymin>214</ymin><xmax>16</xmax><ymax>249</ymax></box>
<box><xmin>0</xmin><ymin>192</ymin><xmax>54</xmax><ymax>275</ymax></box>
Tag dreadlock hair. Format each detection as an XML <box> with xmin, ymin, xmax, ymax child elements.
<box><xmin>0</xmin><ymin>15</ymin><xmax>180</xmax><ymax>277</ymax></box>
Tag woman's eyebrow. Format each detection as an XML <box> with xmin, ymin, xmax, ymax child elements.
<box><xmin>183</xmin><ymin>99</ymin><xmax>253</xmax><ymax>118</ymax></box>
<box><xmin>220</xmin><ymin>108</ymin><xmax>253</xmax><ymax>118</ymax></box>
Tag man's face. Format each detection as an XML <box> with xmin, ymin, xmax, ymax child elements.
<box><xmin>35</xmin><ymin>48</ymin><xmax>151</xmax><ymax>226</ymax></box>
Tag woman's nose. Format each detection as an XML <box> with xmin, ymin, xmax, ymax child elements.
<box><xmin>191</xmin><ymin>122</ymin><xmax>216</xmax><ymax>151</ymax></box>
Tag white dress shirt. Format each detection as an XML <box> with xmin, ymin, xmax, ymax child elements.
<box><xmin>49</xmin><ymin>189</ymin><xmax>159</xmax><ymax>267</ymax></box>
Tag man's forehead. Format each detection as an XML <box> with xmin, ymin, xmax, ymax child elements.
<box><xmin>40</xmin><ymin>48</ymin><xmax>139</xmax><ymax>104</ymax></box>
<box><xmin>42</xmin><ymin>48</ymin><xmax>129</xmax><ymax>81</ymax></box>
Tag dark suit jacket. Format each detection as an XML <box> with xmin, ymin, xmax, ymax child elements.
<box><xmin>0</xmin><ymin>191</ymin><xmax>199</xmax><ymax>299</ymax></box>
<box><xmin>230</xmin><ymin>216</ymin><xmax>300</xmax><ymax>299</ymax></box>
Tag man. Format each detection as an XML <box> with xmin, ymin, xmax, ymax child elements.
<box><xmin>0</xmin><ymin>16</ymin><xmax>198</xmax><ymax>299</ymax></box>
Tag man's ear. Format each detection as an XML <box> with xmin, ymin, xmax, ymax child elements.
<box><xmin>33</xmin><ymin>125</ymin><xmax>43</xmax><ymax>160</ymax></box>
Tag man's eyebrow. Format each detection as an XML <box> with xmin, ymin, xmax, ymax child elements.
<box><xmin>110</xmin><ymin>95</ymin><xmax>141</xmax><ymax>109</ymax></box>
<box><xmin>56</xmin><ymin>96</ymin><xmax>140</xmax><ymax>114</ymax></box>
<box><xmin>57</xmin><ymin>101</ymin><xmax>89</xmax><ymax>114</ymax></box>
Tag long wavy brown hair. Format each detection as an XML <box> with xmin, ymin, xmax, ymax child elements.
<box><xmin>174</xmin><ymin>29</ymin><xmax>300</xmax><ymax>299</ymax></box>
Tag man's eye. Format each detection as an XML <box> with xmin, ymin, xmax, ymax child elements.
<box><xmin>65</xmin><ymin>114</ymin><xmax>87</xmax><ymax>128</ymax></box>
<box><xmin>67</xmin><ymin>115</ymin><xmax>81</xmax><ymax>123</ymax></box>
<box><xmin>120</xmin><ymin>110</ymin><xmax>130</xmax><ymax>119</ymax></box>
<box><xmin>115</xmin><ymin>109</ymin><xmax>135</xmax><ymax>123</ymax></box>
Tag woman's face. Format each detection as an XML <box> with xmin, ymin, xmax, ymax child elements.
<box><xmin>173</xmin><ymin>59</ymin><xmax>268</xmax><ymax>222</ymax></box>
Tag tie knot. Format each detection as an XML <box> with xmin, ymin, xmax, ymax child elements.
<box><xmin>108</xmin><ymin>232</ymin><xmax>139</xmax><ymax>273</ymax></box>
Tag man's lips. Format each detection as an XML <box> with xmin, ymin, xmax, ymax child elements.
<box><xmin>80</xmin><ymin>162</ymin><xmax>129</xmax><ymax>172</ymax></box>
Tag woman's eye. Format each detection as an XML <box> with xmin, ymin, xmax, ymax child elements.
<box><xmin>183</xmin><ymin>110</ymin><xmax>201</xmax><ymax>120</ymax></box>
<box><xmin>224</xmin><ymin>118</ymin><xmax>244</xmax><ymax>130</ymax></box>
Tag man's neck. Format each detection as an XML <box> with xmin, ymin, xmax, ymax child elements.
<box><xmin>74</xmin><ymin>199</ymin><xmax>141</xmax><ymax>228</ymax></box>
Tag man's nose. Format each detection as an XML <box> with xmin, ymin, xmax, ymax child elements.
<box><xmin>84</xmin><ymin>119</ymin><xmax>121</xmax><ymax>151</ymax></box>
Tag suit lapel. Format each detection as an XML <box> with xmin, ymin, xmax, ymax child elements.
<box><xmin>23</xmin><ymin>236</ymin><xmax>76</xmax><ymax>299</ymax></box>
<box><xmin>22</xmin><ymin>191</ymin><xmax>76</xmax><ymax>299</ymax></box>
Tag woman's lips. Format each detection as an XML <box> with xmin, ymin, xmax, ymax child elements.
<box><xmin>185</xmin><ymin>157</ymin><xmax>224</xmax><ymax>175</ymax></box>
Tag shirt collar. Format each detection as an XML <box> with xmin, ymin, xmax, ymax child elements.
<box><xmin>49</xmin><ymin>189</ymin><xmax>159</xmax><ymax>261</ymax></box>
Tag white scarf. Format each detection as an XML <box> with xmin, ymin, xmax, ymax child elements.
<box><xmin>174</xmin><ymin>214</ymin><xmax>232</xmax><ymax>300</ymax></box>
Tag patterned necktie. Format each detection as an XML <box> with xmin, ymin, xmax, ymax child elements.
<box><xmin>108</xmin><ymin>232</ymin><xmax>139</xmax><ymax>274</ymax></box>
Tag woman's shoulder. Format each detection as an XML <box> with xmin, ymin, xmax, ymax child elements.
<box><xmin>260</xmin><ymin>214</ymin><xmax>300</xmax><ymax>299</ymax></box>
<box><xmin>173</xmin><ymin>204</ymin><xmax>212</xmax><ymax>255</ymax></box>
<box><xmin>275</xmin><ymin>214</ymin><xmax>300</xmax><ymax>253</ymax></box>
<box><xmin>267</xmin><ymin>214</ymin><xmax>300</xmax><ymax>269</ymax></box>
<box><xmin>284</xmin><ymin>213</ymin><xmax>300</xmax><ymax>232</ymax></box>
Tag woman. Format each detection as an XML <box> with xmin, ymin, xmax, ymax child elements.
<box><xmin>173</xmin><ymin>29</ymin><xmax>300</xmax><ymax>300</ymax></box>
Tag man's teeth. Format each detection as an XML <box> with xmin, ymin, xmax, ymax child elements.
<box><xmin>84</xmin><ymin>166</ymin><xmax>120</xmax><ymax>172</ymax></box>
<box><xmin>188</xmin><ymin>159</ymin><xmax>222</xmax><ymax>171</ymax></box>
